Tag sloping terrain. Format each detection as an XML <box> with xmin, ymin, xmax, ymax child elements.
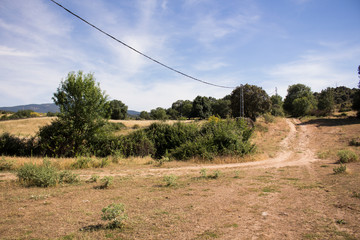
<box><xmin>0</xmin><ymin>117</ymin><xmax>359</xmax><ymax>239</ymax></box>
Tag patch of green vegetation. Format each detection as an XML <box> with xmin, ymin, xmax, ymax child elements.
<box><xmin>337</xmin><ymin>149</ymin><xmax>358</xmax><ymax>163</ymax></box>
<box><xmin>317</xmin><ymin>150</ymin><xmax>331</xmax><ymax>159</ymax></box>
<box><xmin>196</xmin><ymin>230</ymin><xmax>219</xmax><ymax>239</ymax></box>
<box><xmin>333</xmin><ymin>164</ymin><xmax>347</xmax><ymax>174</ymax></box>
<box><xmin>16</xmin><ymin>159</ymin><xmax>77</xmax><ymax>187</ymax></box>
<box><xmin>261</xmin><ymin>185</ymin><xmax>279</xmax><ymax>193</ymax></box>
<box><xmin>101</xmin><ymin>203</ymin><xmax>127</xmax><ymax>229</ymax></box>
<box><xmin>163</xmin><ymin>174</ymin><xmax>178</xmax><ymax>187</ymax></box>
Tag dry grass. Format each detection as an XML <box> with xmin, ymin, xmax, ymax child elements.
<box><xmin>1</xmin><ymin>116</ymin><xmax>360</xmax><ymax>239</ymax></box>
<box><xmin>252</xmin><ymin>116</ymin><xmax>290</xmax><ymax>159</ymax></box>
<box><xmin>0</xmin><ymin>117</ymin><xmax>55</xmax><ymax>137</ymax></box>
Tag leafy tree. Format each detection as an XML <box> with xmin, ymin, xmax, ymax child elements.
<box><xmin>171</xmin><ymin>100</ymin><xmax>193</xmax><ymax>119</ymax></box>
<box><xmin>139</xmin><ymin>111</ymin><xmax>150</xmax><ymax>120</ymax></box>
<box><xmin>230</xmin><ymin>84</ymin><xmax>271</xmax><ymax>121</ymax></box>
<box><xmin>39</xmin><ymin>71</ymin><xmax>109</xmax><ymax>156</ymax></box>
<box><xmin>331</xmin><ymin>86</ymin><xmax>357</xmax><ymax>111</ymax></box>
<box><xmin>108</xmin><ymin>100</ymin><xmax>128</xmax><ymax>120</ymax></box>
<box><xmin>212</xmin><ymin>99</ymin><xmax>231</xmax><ymax>118</ymax></box>
<box><xmin>283</xmin><ymin>84</ymin><xmax>316</xmax><ymax>116</ymax></box>
<box><xmin>166</xmin><ymin>108</ymin><xmax>179</xmax><ymax>120</ymax></box>
<box><xmin>270</xmin><ymin>95</ymin><xmax>284</xmax><ymax>116</ymax></box>
<box><xmin>191</xmin><ymin>96</ymin><xmax>212</xmax><ymax>119</ymax></box>
<box><xmin>150</xmin><ymin>107</ymin><xmax>168</xmax><ymax>120</ymax></box>
<box><xmin>317</xmin><ymin>87</ymin><xmax>335</xmax><ymax>116</ymax></box>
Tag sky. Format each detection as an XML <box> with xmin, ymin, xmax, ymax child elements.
<box><xmin>0</xmin><ymin>0</ymin><xmax>359</xmax><ymax>111</ymax></box>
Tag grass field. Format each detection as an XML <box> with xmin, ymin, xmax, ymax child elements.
<box><xmin>0</xmin><ymin>116</ymin><xmax>360</xmax><ymax>239</ymax></box>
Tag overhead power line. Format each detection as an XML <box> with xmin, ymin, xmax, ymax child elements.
<box><xmin>49</xmin><ymin>0</ymin><xmax>236</xmax><ymax>89</ymax></box>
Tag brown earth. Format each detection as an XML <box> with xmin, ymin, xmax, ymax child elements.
<box><xmin>0</xmin><ymin>117</ymin><xmax>359</xmax><ymax>239</ymax></box>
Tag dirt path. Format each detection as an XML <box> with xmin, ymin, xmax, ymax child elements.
<box><xmin>0</xmin><ymin>118</ymin><xmax>317</xmax><ymax>180</ymax></box>
<box><xmin>78</xmin><ymin>118</ymin><xmax>318</xmax><ymax>178</ymax></box>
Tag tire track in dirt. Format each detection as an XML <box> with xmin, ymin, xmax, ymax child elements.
<box><xmin>0</xmin><ymin>118</ymin><xmax>318</xmax><ymax>180</ymax></box>
<box><xmin>80</xmin><ymin>118</ymin><xmax>318</xmax><ymax>178</ymax></box>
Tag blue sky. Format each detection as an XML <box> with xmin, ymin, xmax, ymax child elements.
<box><xmin>0</xmin><ymin>0</ymin><xmax>359</xmax><ymax>111</ymax></box>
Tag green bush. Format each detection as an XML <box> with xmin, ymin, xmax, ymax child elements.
<box><xmin>145</xmin><ymin>122</ymin><xmax>198</xmax><ymax>159</ymax></box>
<box><xmin>71</xmin><ymin>156</ymin><xmax>93</xmax><ymax>169</ymax></box>
<box><xmin>0</xmin><ymin>156</ymin><xmax>14</xmax><ymax>171</ymax></box>
<box><xmin>171</xmin><ymin>119</ymin><xmax>255</xmax><ymax>160</ymax></box>
<box><xmin>100</xmin><ymin>176</ymin><xmax>114</xmax><ymax>189</ymax></box>
<box><xmin>88</xmin><ymin>174</ymin><xmax>100</xmax><ymax>183</ymax></box>
<box><xmin>163</xmin><ymin>174</ymin><xmax>178</xmax><ymax>187</ymax></box>
<box><xmin>0</xmin><ymin>133</ymin><xmax>34</xmax><ymax>156</ymax></box>
<box><xmin>101</xmin><ymin>203</ymin><xmax>127</xmax><ymax>228</ymax></box>
<box><xmin>120</xmin><ymin>130</ymin><xmax>155</xmax><ymax>157</ymax></box>
<box><xmin>17</xmin><ymin>160</ymin><xmax>58</xmax><ymax>187</ymax></box>
<box><xmin>349</xmin><ymin>138</ymin><xmax>360</xmax><ymax>147</ymax></box>
<box><xmin>333</xmin><ymin>163</ymin><xmax>347</xmax><ymax>174</ymax></box>
<box><xmin>337</xmin><ymin>150</ymin><xmax>358</xmax><ymax>163</ymax></box>
<box><xmin>59</xmin><ymin>170</ymin><xmax>79</xmax><ymax>184</ymax></box>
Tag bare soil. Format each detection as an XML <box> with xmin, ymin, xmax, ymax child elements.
<box><xmin>0</xmin><ymin>117</ymin><xmax>359</xmax><ymax>239</ymax></box>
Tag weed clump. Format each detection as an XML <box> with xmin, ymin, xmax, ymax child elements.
<box><xmin>101</xmin><ymin>203</ymin><xmax>127</xmax><ymax>228</ymax></box>
<box><xmin>163</xmin><ymin>174</ymin><xmax>178</xmax><ymax>187</ymax></box>
<box><xmin>100</xmin><ymin>176</ymin><xmax>114</xmax><ymax>189</ymax></box>
<box><xmin>0</xmin><ymin>156</ymin><xmax>14</xmax><ymax>171</ymax></box>
<box><xmin>17</xmin><ymin>159</ymin><xmax>58</xmax><ymax>187</ymax></box>
<box><xmin>58</xmin><ymin>170</ymin><xmax>79</xmax><ymax>184</ymax></box>
<box><xmin>333</xmin><ymin>163</ymin><xmax>347</xmax><ymax>174</ymax></box>
<box><xmin>337</xmin><ymin>150</ymin><xmax>358</xmax><ymax>163</ymax></box>
<box><xmin>16</xmin><ymin>159</ymin><xmax>79</xmax><ymax>187</ymax></box>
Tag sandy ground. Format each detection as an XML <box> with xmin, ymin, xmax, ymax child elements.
<box><xmin>1</xmin><ymin>118</ymin><xmax>359</xmax><ymax>240</ymax></box>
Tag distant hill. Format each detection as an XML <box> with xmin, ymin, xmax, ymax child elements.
<box><xmin>0</xmin><ymin>103</ymin><xmax>59</xmax><ymax>113</ymax></box>
<box><xmin>0</xmin><ymin>103</ymin><xmax>140</xmax><ymax>116</ymax></box>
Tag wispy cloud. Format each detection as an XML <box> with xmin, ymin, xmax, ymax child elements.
<box><xmin>266</xmin><ymin>43</ymin><xmax>360</xmax><ymax>96</ymax></box>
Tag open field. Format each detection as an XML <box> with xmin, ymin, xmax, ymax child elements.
<box><xmin>0</xmin><ymin>116</ymin><xmax>360</xmax><ymax>239</ymax></box>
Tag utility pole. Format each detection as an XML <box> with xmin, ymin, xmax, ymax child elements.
<box><xmin>275</xmin><ymin>87</ymin><xmax>278</xmax><ymax>96</ymax></box>
<box><xmin>239</xmin><ymin>84</ymin><xmax>244</xmax><ymax>118</ymax></box>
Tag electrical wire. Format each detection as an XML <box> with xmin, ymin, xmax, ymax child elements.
<box><xmin>49</xmin><ymin>0</ymin><xmax>236</xmax><ymax>89</ymax></box>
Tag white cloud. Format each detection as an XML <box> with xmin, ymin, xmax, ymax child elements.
<box><xmin>265</xmin><ymin>44</ymin><xmax>360</xmax><ymax>97</ymax></box>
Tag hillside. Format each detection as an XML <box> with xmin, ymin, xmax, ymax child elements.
<box><xmin>0</xmin><ymin>103</ymin><xmax>140</xmax><ymax>116</ymax></box>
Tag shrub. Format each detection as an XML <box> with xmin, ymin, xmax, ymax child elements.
<box><xmin>145</xmin><ymin>122</ymin><xmax>198</xmax><ymax>159</ymax></box>
<box><xmin>100</xmin><ymin>176</ymin><xmax>114</xmax><ymax>189</ymax></box>
<box><xmin>263</xmin><ymin>113</ymin><xmax>275</xmax><ymax>123</ymax></box>
<box><xmin>71</xmin><ymin>156</ymin><xmax>93</xmax><ymax>169</ymax></box>
<box><xmin>101</xmin><ymin>203</ymin><xmax>127</xmax><ymax>228</ymax></box>
<box><xmin>209</xmin><ymin>170</ymin><xmax>221</xmax><ymax>179</ymax></box>
<box><xmin>17</xmin><ymin>159</ymin><xmax>58</xmax><ymax>187</ymax></box>
<box><xmin>333</xmin><ymin>163</ymin><xmax>347</xmax><ymax>174</ymax></box>
<box><xmin>171</xmin><ymin>119</ymin><xmax>255</xmax><ymax>160</ymax></box>
<box><xmin>0</xmin><ymin>156</ymin><xmax>14</xmax><ymax>171</ymax></box>
<box><xmin>200</xmin><ymin>168</ymin><xmax>207</xmax><ymax>178</ymax></box>
<box><xmin>88</xmin><ymin>174</ymin><xmax>100</xmax><ymax>183</ymax></box>
<box><xmin>59</xmin><ymin>170</ymin><xmax>79</xmax><ymax>184</ymax></box>
<box><xmin>337</xmin><ymin>150</ymin><xmax>358</xmax><ymax>163</ymax></box>
<box><xmin>349</xmin><ymin>138</ymin><xmax>360</xmax><ymax>147</ymax></box>
<box><xmin>120</xmin><ymin>130</ymin><xmax>155</xmax><ymax>157</ymax></box>
<box><xmin>163</xmin><ymin>174</ymin><xmax>178</xmax><ymax>187</ymax></box>
<box><xmin>0</xmin><ymin>133</ymin><xmax>34</xmax><ymax>156</ymax></box>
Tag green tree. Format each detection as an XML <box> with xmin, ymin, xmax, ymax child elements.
<box><xmin>230</xmin><ymin>84</ymin><xmax>271</xmax><ymax>121</ymax></box>
<box><xmin>270</xmin><ymin>95</ymin><xmax>284</xmax><ymax>116</ymax></box>
<box><xmin>150</xmin><ymin>107</ymin><xmax>168</xmax><ymax>120</ymax></box>
<box><xmin>317</xmin><ymin>87</ymin><xmax>335</xmax><ymax>116</ymax></box>
<box><xmin>108</xmin><ymin>100</ymin><xmax>128</xmax><ymax>120</ymax></box>
<box><xmin>283</xmin><ymin>84</ymin><xmax>316</xmax><ymax>116</ymax></box>
<box><xmin>39</xmin><ymin>71</ymin><xmax>108</xmax><ymax>156</ymax></box>
<box><xmin>212</xmin><ymin>99</ymin><xmax>231</xmax><ymax>118</ymax></box>
<box><xmin>171</xmin><ymin>100</ymin><xmax>193</xmax><ymax>119</ymax></box>
<box><xmin>191</xmin><ymin>96</ymin><xmax>212</xmax><ymax>119</ymax></box>
<box><xmin>140</xmin><ymin>111</ymin><xmax>150</xmax><ymax>120</ymax></box>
